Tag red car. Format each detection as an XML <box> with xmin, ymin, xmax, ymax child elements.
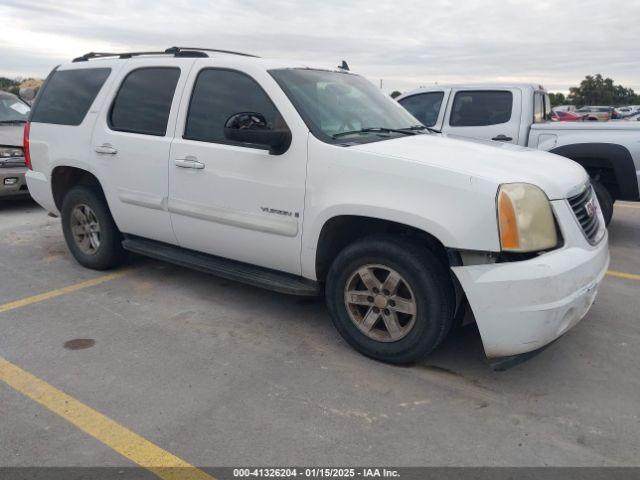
<box><xmin>550</xmin><ymin>110</ymin><xmax>585</xmax><ymax>122</ymax></box>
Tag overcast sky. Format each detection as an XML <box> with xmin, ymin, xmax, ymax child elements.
<box><xmin>0</xmin><ymin>0</ymin><xmax>638</xmax><ymax>94</ymax></box>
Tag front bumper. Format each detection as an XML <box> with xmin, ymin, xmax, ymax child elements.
<box><xmin>452</xmin><ymin>199</ymin><xmax>609</xmax><ymax>358</ymax></box>
<box><xmin>0</xmin><ymin>166</ymin><xmax>28</xmax><ymax>197</ymax></box>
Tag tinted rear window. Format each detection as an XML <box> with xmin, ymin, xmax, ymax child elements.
<box><xmin>109</xmin><ymin>67</ymin><xmax>180</xmax><ymax>136</ymax></box>
<box><xmin>450</xmin><ymin>91</ymin><xmax>513</xmax><ymax>127</ymax></box>
<box><xmin>30</xmin><ymin>68</ymin><xmax>111</xmax><ymax>126</ymax></box>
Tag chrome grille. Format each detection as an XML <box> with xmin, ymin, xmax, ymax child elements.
<box><xmin>568</xmin><ymin>185</ymin><xmax>601</xmax><ymax>244</ymax></box>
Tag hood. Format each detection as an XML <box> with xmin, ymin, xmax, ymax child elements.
<box><xmin>0</xmin><ymin>124</ymin><xmax>25</xmax><ymax>148</ymax></box>
<box><xmin>351</xmin><ymin>133</ymin><xmax>588</xmax><ymax>200</ymax></box>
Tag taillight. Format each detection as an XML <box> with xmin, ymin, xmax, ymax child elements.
<box><xmin>23</xmin><ymin>122</ymin><xmax>32</xmax><ymax>170</ymax></box>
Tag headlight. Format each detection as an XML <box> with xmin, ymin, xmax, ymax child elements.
<box><xmin>497</xmin><ymin>183</ymin><xmax>558</xmax><ymax>252</ymax></box>
<box><xmin>0</xmin><ymin>146</ymin><xmax>24</xmax><ymax>158</ymax></box>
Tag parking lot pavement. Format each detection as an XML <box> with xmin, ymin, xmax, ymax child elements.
<box><xmin>0</xmin><ymin>197</ymin><xmax>639</xmax><ymax>471</ymax></box>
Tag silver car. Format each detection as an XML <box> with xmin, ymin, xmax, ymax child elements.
<box><xmin>0</xmin><ymin>91</ymin><xmax>30</xmax><ymax>198</ymax></box>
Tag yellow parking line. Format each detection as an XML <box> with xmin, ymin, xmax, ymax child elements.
<box><xmin>0</xmin><ymin>271</ymin><xmax>132</xmax><ymax>314</ymax></box>
<box><xmin>607</xmin><ymin>270</ymin><xmax>640</xmax><ymax>281</ymax></box>
<box><xmin>615</xmin><ymin>203</ymin><xmax>640</xmax><ymax>209</ymax></box>
<box><xmin>0</xmin><ymin>356</ymin><xmax>214</xmax><ymax>480</ymax></box>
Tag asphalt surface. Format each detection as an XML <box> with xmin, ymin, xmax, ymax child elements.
<box><xmin>0</xmin><ymin>196</ymin><xmax>638</xmax><ymax>468</ymax></box>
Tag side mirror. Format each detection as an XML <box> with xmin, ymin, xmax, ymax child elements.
<box><xmin>224</xmin><ymin>112</ymin><xmax>291</xmax><ymax>155</ymax></box>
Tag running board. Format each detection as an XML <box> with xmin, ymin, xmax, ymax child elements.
<box><xmin>122</xmin><ymin>237</ymin><xmax>322</xmax><ymax>296</ymax></box>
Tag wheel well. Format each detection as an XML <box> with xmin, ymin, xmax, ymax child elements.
<box><xmin>51</xmin><ymin>166</ymin><xmax>103</xmax><ymax>211</ymax></box>
<box><xmin>550</xmin><ymin>143</ymin><xmax>639</xmax><ymax>201</ymax></box>
<box><xmin>315</xmin><ymin>216</ymin><xmax>450</xmax><ymax>282</ymax></box>
<box><xmin>574</xmin><ymin>158</ymin><xmax>618</xmax><ymax>197</ymax></box>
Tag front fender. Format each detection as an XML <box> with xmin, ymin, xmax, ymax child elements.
<box><xmin>301</xmin><ymin>137</ymin><xmax>502</xmax><ymax>279</ymax></box>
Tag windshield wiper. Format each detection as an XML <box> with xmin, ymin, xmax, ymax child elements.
<box><xmin>401</xmin><ymin>124</ymin><xmax>440</xmax><ymax>134</ymax></box>
<box><xmin>0</xmin><ymin>119</ymin><xmax>27</xmax><ymax>124</ymax></box>
<box><xmin>332</xmin><ymin>127</ymin><xmax>417</xmax><ymax>139</ymax></box>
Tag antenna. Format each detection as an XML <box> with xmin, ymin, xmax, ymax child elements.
<box><xmin>338</xmin><ymin>60</ymin><xmax>349</xmax><ymax>71</ymax></box>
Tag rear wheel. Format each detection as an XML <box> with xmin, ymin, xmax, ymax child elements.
<box><xmin>591</xmin><ymin>179</ymin><xmax>613</xmax><ymax>226</ymax></box>
<box><xmin>325</xmin><ymin>235</ymin><xmax>454</xmax><ymax>364</ymax></box>
<box><xmin>61</xmin><ymin>185</ymin><xmax>127</xmax><ymax>270</ymax></box>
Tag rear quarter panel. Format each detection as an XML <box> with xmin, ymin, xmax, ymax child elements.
<box><xmin>27</xmin><ymin>61</ymin><xmax>125</xmax><ymax>212</ymax></box>
<box><xmin>529</xmin><ymin>122</ymin><xmax>640</xmax><ymax>200</ymax></box>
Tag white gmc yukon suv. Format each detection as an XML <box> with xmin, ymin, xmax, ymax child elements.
<box><xmin>25</xmin><ymin>48</ymin><xmax>609</xmax><ymax>367</ymax></box>
<box><xmin>397</xmin><ymin>84</ymin><xmax>640</xmax><ymax>225</ymax></box>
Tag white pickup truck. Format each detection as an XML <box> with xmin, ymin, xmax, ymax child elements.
<box><xmin>397</xmin><ymin>84</ymin><xmax>640</xmax><ymax>224</ymax></box>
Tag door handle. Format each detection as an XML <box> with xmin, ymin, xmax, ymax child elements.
<box><xmin>492</xmin><ymin>135</ymin><xmax>513</xmax><ymax>142</ymax></box>
<box><xmin>94</xmin><ymin>144</ymin><xmax>118</xmax><ymax>154</ymax></box>
<box><xmin>174</xmin><ymin>156</ymin><xmax>205</xmax><ymax>169</ymax></box>
<box><xmin>95</xmin><ymin>144</ymin><xmax>118</xmax><ymax>154</ymax></box>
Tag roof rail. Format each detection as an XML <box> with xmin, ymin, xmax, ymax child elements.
<box><xmin>72</xmin><ymin>46</ymin><xmax>258</xmax><ymax>63</ymax></box>
<box><xmin>166</xmin><ymin>47</ymin><xmax>260</xmax><ymax>58</ymax></box>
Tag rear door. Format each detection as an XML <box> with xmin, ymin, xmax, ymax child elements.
<box><xmin>443</xmin><ymin>89</ymin><xmax>522</xmax><ymax>144</ymax></box>
<box><xmin>91</xmin><ymin>59</ymin><xmax>195</xmax><ymax>244</ymax></box>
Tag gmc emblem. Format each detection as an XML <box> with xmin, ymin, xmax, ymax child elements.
<box><xmin>584</xmin><ymin>198</ymin><xmax>597</xmax><ymax>218</ymax></box>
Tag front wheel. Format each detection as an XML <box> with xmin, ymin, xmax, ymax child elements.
<box><xmin>61</xmin><ymin>185</ymin><xmax>127</xmax><ymax>270</ymax></box>
<box><xmin>591</xmin><ymin>179</ymin><xmax>613</xmax><ymax>226</ymax></box>
<box><xmin>325</xmin><ymin>235</ymin><xmax>454</xmax><ymax>364</ymax></box>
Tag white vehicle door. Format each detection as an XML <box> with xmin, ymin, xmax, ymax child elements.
<box><xmin>397</xmin><ymin>89</ymin><xmax>451</xmax><ymax>131</ymax></box>
<box><xmin>168</xmin><ymin>63</ymin><xmax>307</xmax><ymax>275</ymax></box>
<box><xmin>91</xmin><ymin>59</ymin><xmax>196</xmax><ymax>244</ymax></box>
<box><xmin>442</xmin><ymin>88</ymin><xmax>522</xmax><ymax>144</ymax></box>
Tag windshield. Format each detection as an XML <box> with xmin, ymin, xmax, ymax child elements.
<box><xmin>270</xmin><ymin>68</ymin><xmax>424</xmax><ymax>144</ymax></box>
<box><xmin>0</xmin><ymin>92</ymin><xmax>30</xmax><ymax>123</ymax></box>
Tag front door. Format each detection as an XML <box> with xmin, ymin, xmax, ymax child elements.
<box><xmin>168</xmin><ymin>64</ymin><xmax>307</xmax><ymax>275</ymax></box>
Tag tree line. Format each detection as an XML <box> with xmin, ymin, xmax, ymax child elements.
<box><xmin>0</xmin><ymin>77</ymin><xmax>43</xmax><ymax>97</ymax></box>
<box><xmin>543</xmin><ymin>74</ymin><xmax>636</xmax><ymax>107</ymax></box>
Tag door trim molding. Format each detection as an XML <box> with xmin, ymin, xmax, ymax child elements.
<box><xmin>168</xmin><ymin>198</ymin><xmax>299</xmax><ymax>237</ymax></box>
<box><xmin>117</xmin><ymin>188</ymin><xmax>166</xmax><ymax>211</ymax></box>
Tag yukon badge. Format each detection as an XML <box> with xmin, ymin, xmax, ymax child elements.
<box><xmin>261</xmin><ymin>206</ymin><xmax>300</xmax><ymax>218</ymax></box>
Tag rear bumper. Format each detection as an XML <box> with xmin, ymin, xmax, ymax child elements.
<box><xmin>0</xmin><ymin>166</ymin><xmax>28</xmax><ymax>197</ymax></box>
<box><xmin>25</xmin><ymin>170</ymin><xmax>57</xmax><ymax>213</ymax></box>
<box><xmin>452</xmin><ymin>200</ymin><xmax>609</xmax><ymax>358</ymax></box>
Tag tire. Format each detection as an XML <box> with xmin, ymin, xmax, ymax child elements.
<box><xmin>592</xmin><ymin>179</ymin><xmax>613</xmax><ymax>226</ymax></box>
<box><xmin>325</xmin><ymin>235</ymin><xmax>454</xmax><ymax>364</ymax></box>
<box><xmin>61</xmin><ymin>185</ymin><xmax>127</xmax><ymax>270</ymax></box>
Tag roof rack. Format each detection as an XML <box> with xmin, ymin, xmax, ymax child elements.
<box><xmin>72</xmin><ymin>46</ymin><xmax>259</xmax><ymax>63</ymax></box>
<box><xmin>167</xmin><ymin>47</ymin><xmax>260</xmax><ymax>58</ymax></box>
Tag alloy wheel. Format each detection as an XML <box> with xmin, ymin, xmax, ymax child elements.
<box><xmin>344</xmin><ymin>264</ymin><xmax>417</xmax><ymax>342</ymax></box>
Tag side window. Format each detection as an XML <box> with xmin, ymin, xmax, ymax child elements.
<box><xmin>398</xmin><ymin>92</ymin><xmax>444</xmax><ymax>127</ymax></box>
<box><xmin>184</xmin><ymin>69</ymin><xmax>285</xmax><ymax>146</ymax></box>
<box><xmin>543</xmin><ymin>93</ymin><xmax>552</xmax><ymax>120</ymax></box>
<box><xmin>110</xmin><ymin>67</ymin><xmax>180</xmax><ymax>136</ymax></box>
<box><xmin>533</xmin><ymin>92</ymin><xmax>545</xmax><ymax>123</ymax></box>
<box><xmin>30</xmin><ymin>68</ymin><xmax>111</xmax><ymax>126</ymax></box>
<box><xmin>450</xmin><ymin>91</ymin><xmax>513</xmax><ymax>127</ymax></box>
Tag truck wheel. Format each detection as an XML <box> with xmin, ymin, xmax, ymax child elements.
<box><xmin>61</xmin><ymin>185</ymin><xmax>127</xmax><ymax>270</ymax></box>
<box><xmin>592</xmin><ymin>179</ymin><xmax>613</xmax><ymax>226</ymax></box>
<box><xmin>325</xmin><ymin>235</ymin><xmax>454</xmax><ymax>364</ymax></box>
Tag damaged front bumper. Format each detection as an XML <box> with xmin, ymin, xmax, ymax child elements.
<box><xmin>451</xmin><ymin>199</ymin><xmax>609</xmax><ymax>360</ymax></box>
